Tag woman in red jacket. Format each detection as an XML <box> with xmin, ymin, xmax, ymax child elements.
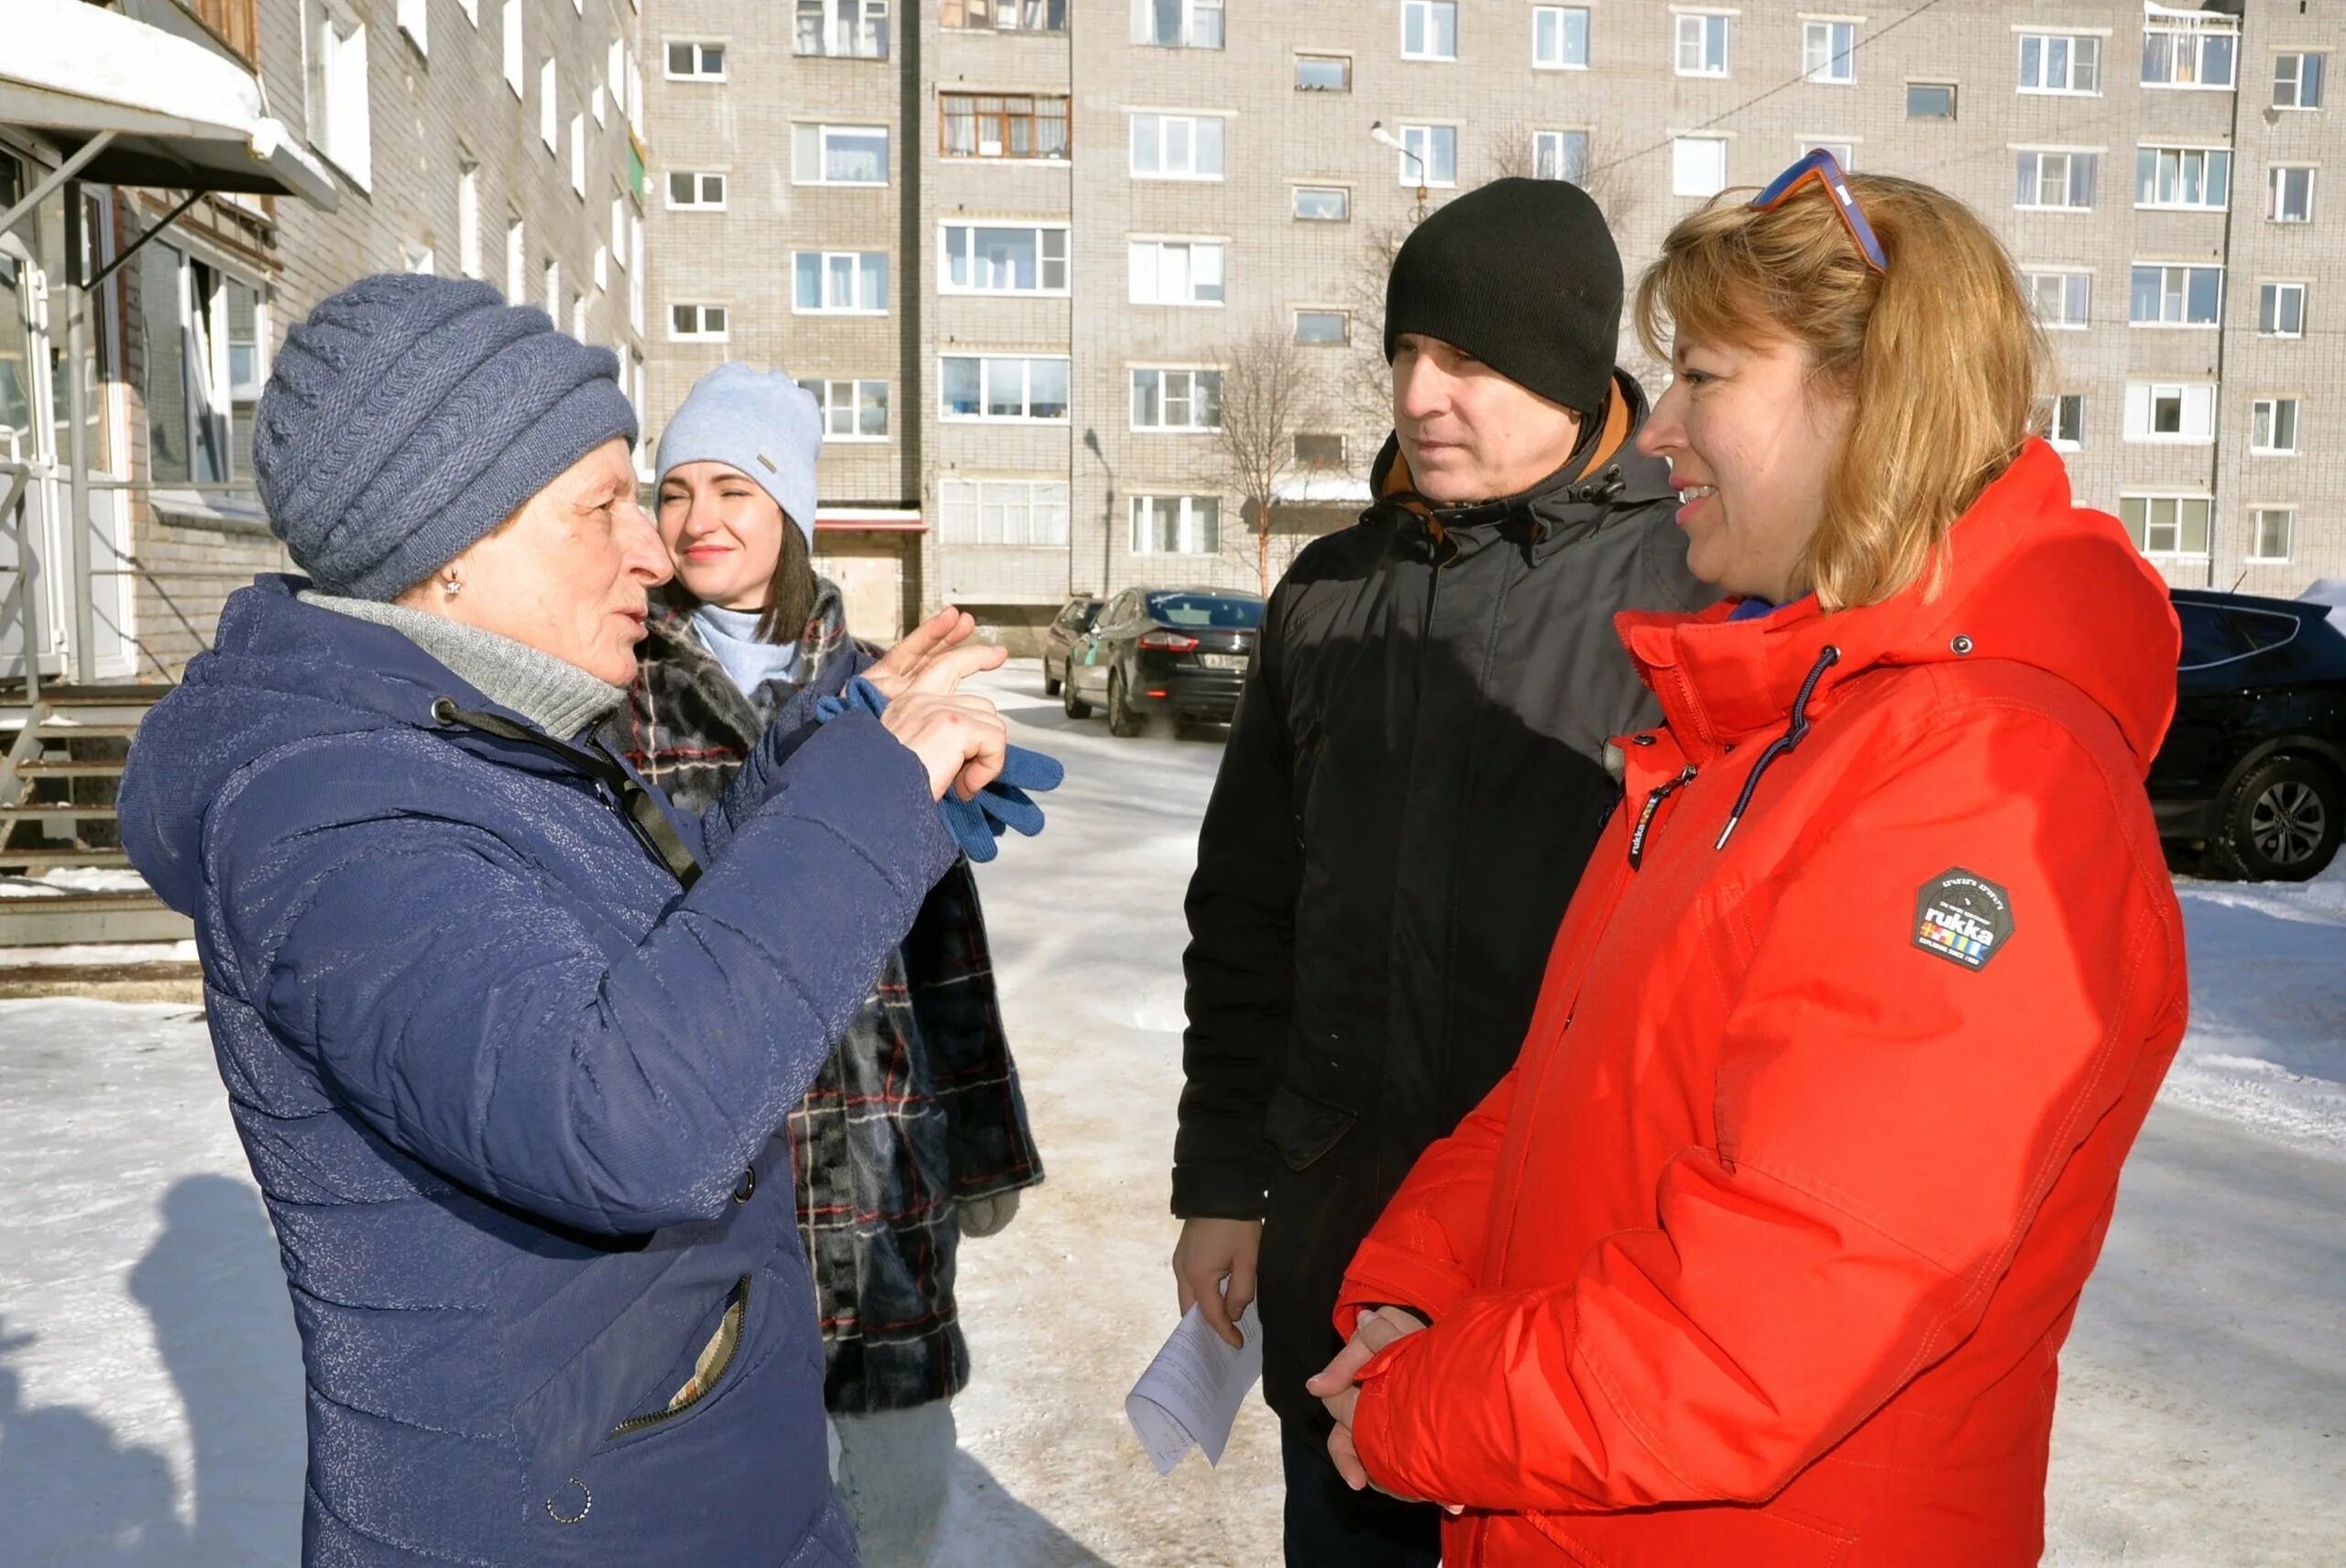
<box><xmin>1307</xmin><ymin>154</ymin><xmax>2189</xmax><ymax>1567</ymax></box>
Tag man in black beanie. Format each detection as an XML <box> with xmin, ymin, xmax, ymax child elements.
<box><xmin>1171</xmin><ymin>178</ymin><xmax>1714</xmax><ymax>1567</ymax></box>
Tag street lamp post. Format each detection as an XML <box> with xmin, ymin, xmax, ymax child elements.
<box><xmin>1082</xmin><ymin>427</ymin><xmax>1113</xmax><ymax>597</ymax></box>
<box><xmin>1369</xmin><ymin>121</ymin><xmax>1431</xmax><ymax>223</ymax></box>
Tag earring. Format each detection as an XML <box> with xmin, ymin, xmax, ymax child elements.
<box><xmin>442</xmin><ymin>575</ymin><xmax>463</xmax><ymax>598</ymax></box>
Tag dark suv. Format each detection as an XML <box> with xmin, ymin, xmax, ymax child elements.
<box><xmin>2149</xmin><ymin>589</ymin><xmax>2346</xmax><ymax>881</ymax></box>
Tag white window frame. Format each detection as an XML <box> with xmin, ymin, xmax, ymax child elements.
<box><xmin>794</xmin><ymin>251</ymin><xmax>888</xmax><ymax>314</ymax></box>
<box><xmin>940</xmin><ymin>356</ymin><xmax>1072</xmax><ymax>423</ymax></box>
<box><xmin>397</xmin><ymin>0</ymin><xmax>427</xmax><ymax>55</ymax></box>
<box><xmin>2257</xmin><ymin>280</ymin><xmax>2308</xmax><ymax>338</ymax></box>
<box><xmin>2014</xmin><ymin>148</ymin><xmax>2099</xmax><ymax>211</ymax></box>
<box><xmin>2017</xmin><ymin>31</ymin><xmax>2100</xmax><ymax>95</ymax></box>
<box><xmin>307</xmin><ymin>0</ymin><xmax>374</xmax><ymax>190</ymax></box>
<box><xmin>1129</xmin><ymin>239</ymin><xmax>1227</xmax><ymax>307</ymax></box>
<box><xmin>797</xmin><ymin>0</ymin><xmax>892</xmax><ymax>59</ymax></box>
<box><xmin>456</xmin><ymin>162</ymin><xmax>482</xmax><ymax>279</ymax></box>
<box><xmin>1133</xmin><ymin>0</ymin><xmax>1224</xmax><ymax>49</ymax></box>
<box><xmin>664</xmin><ymin>39</ymin><xmax>728</xmax><ymax>81</ymax></box>
<box><xmin>1672</xmin><ymin>135</ymin><xmax>1729</xmax><ymax>197</ymax></box>
<box><xmin>1130</xmin><ymin>367</ymin><xmax>1224</xmax><ymax>433</ymax></box>
<box><xmin>1534</xmin><ymin>129</ymin><xmax>1590</xmax><ymax>182</ymax></box>
<box><xmin>793</xmin><ymin>124</ymin><xmax>890</xmax><ymax>187</ymax></box>
<box><xmin>1129</xmin><ymin>494</ymin><xmax>1221</xmax><ymax>555</ymax></box>
<box><xmin>1674</xmin><ymin>10</ymin><xmax>1730</xmax><ymax>78</ymax></box>
<box><xmin>140</xmin><ymin>246</ymin><xmax>271</xmax><ymax>487</ymax></box>
<box><xmin>540</xmin><ymin>59</ymin><xmax>558</xmax><ymax>152</ymax></box>
<box><xmin>2119</xmin><ymin>492</ymin><xmax>2211</xmax><ymax>560</ymax></box>
<box><xmin>2130</xmin><ymin>262</ymin><xmax>2224</xmax><ymax>328</ymax></box>
<box><xmin>1905</xmin><ymin>81</ymin><xmax>1957</xmax><ymax>118</ymax></box>
<box><xmin>2250</xmin><ymin>397</ymin><xmax>2301</xmax><ymax>455</ymax></box>
<box><xmin>944</xmin><ymin>0</ymin><xmax>1069</xmax><ymax>33</ymax></box>
<box><xmin>938</xmin><ymin>224</ymin><xmax>1071</xmax><ymax>294</ymax></box>
<box><xmin>2023</xmin><ymin>268</ymin><xmax>2092</xmax><ymax>330</ymax></box>
<box><xmin>1130</xmin><ymin>113</ymin><xmax>1227</xmax><ymax>181</ymax></box>
<box><xmin>2122</xmin><ymin>380</ymin><xmax>2218</xmax><ymax>444</ymax></box>
<box><xmin>2267</xmin><ymin>164</ymin><xmax>2317</xmax><ymax>224</ymax></box>
<box><xmin>2135</xmin><ymin>145</ymin><xmax>2231</xmax><ymax>211</ymax></box>
<box><xmin>1802</xmin><ymin>16</ymin><xmax>1857</xmax><ymax>84</ymax></box>
<box><xmin>939</xmin><ymin>478</ymin><xmax>1070</xmax><ymax>547</ymax></box>
<box><xmin>592</xmin><ymin>245</ymin><xmax>608</xmax><ymax>292</ymax></box>
<box><xmin>542</xmin><ymin>258</ymin><xmax>559</xmax><ymax>314</ymax></box>
<box><xmin>2034</xmin><ymin>391</ymin><xmax>2086</xmax><ymax>450</ymax></box>
<box><xmin>611</xmin><ymin>194</ymin><xmax>628</xmax><ymax>264</ymax></box>
<box><xmin>630</xmin><ymin>214</ymin><xmax>644</xmax><ymax>330</ymax></box>
<box><xmin>799</xmin><ymin>377</ymin><xmax>892</xmax><ymax>442</ymax></box>
<box><xmin>569</xmin><ymin>115</ymin><xmax>586</xmax><ymax>197</ymax></box>
<box><xmin>2274</xmin><ymin>51</ymin><xmax>2327</xmax><ymax>111</ymax></box>
<box><xmin>1401</xmin><ymin>0</ymin><xmax>1459</xmax><ymax>62</ymax></box>
<box><xmin>1395</xmin><ymin>123</ymin><xmax>1457</xmax><ymax>187</ymax></box>
<box><xmin>1532</xmin><ymin>6</ymin><xmax>1590</xmax><ymax>71</ymax></box>
<box><xmin>665</xmin><ymin>170</ymin><xmax>729</xmax><ymax>210</ymax></box>
<box><xmin>1293</xmin><ymin>308</ymin><xmax>1350</xmax><ymax>345</ymax></box>
<box><xmin>2142</xmin><ymin>13</ymin><xmax>2237</xmax><ymax>92</ymax></box>
<box><xmin>505</xmin><ymin>215</ymin><xmax>525</xmax><ymax>302</ymax></box>
<box><xmin>667</xmin><ymin>302</ymin><xmax>729</xmax><ymax>342</ymax></box>
<box><xmin>501</xmin><ymin>0</ymin><xmax>523</xmax><ymax>97</ymax></box>
<box><xmin>1296</xmin><ymin>52</ymin><xmax>1354</xmax><ymax>91</ymax></box>
<box><xmin>1293</xmin><ymin>184</ymin><xmax>1351</xmax><ymax>221</ymax></box>
<box><xmin>1799</xmin><ymin>138</ymin><xmax>1855</xmax><ymax>169</ymax></box>
<box><xmin>2248</xmin><ymin>507</ymin><xmax>2296</xmax><ymax>563</ymax></box>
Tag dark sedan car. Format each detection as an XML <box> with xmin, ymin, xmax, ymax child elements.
<box><xmin>2150</xmin><ymin>588</ymin><xmax>2346</xmax><ymax>881</ymax></box>
<box><xmin>1061</xmin><ymin>587</ymin><xmax>1265</xmax><ymax>736</ymax></box>
<box><xmin>1039</xmin><ymin>595</ymin><xmax>1102</xmax><ymax>698</ymax></box>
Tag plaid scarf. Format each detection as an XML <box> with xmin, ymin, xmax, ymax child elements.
<box><xmin>608</xmin><ymin>583</ymin><xmax>1045</xmax><ymax>1412</ymax></box>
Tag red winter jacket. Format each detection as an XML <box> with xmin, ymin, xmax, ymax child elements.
<box><xmin>1333</xmin><ymin>441</ymin><xmax>2189</xmax><ymax>1568</ymax></box>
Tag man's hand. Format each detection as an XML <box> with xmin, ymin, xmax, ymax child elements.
<box><xmin>864</xmin><ymin>606</ymin><xmax>1008</xmax><ymax>701</ymax></box>
<box><xmin>1306</xmin><ymin>1307</ymin><xmax>1460</xmax><ymax>1513</ymax></box>
<box><xmin>1170</xmin><ymin>1217</ymin><xmax>1262</xmax><ymax>1350</ymax></box>
<box><xmin>880</xmin><ymin>693</ymin><xmax>1008</xmax><ymax>802</ymax></box>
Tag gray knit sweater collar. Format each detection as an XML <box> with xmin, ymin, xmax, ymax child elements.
<box><xmin>300</xmin><ymin>590</ymin><xmax>626</xmax><ymax>740</ymax></box>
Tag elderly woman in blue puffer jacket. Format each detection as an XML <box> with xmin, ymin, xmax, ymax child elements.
<box><xmin>116</xmin><ymin>274</ymin><xmax>1020</xmax><ymax>1567</ymax></box>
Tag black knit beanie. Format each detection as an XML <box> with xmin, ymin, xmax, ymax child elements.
<box><xmin>1383</xmin><ymin>178</ymin><xmax>1623</xmax><ymax>420</ymax></box>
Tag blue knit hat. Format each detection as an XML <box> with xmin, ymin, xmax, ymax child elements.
<box><xmin>252</xmin><ymin>274</ymin><xmax>638</xmax><ymax>600</ymax></box>
<box><xmin>654</xmin><ymin>363</ymin><xmax>823</xmax><ymax>550</ymax></box>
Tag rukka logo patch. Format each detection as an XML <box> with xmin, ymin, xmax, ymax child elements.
<box><xmin>1913</xmin><ymin>869</ymin><xmax>2013</xmax><ymax>971</ymax></box>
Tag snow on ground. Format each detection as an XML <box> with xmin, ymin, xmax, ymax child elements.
<box><xmin>0</xmin><ymin>663</ymin><xmax>2339</xmax><ymax>1565</ymax></box>
<box><xmin>0</xmin><ymin>868</ymin><xmax>156</xmax><ymax>898</ymax></box>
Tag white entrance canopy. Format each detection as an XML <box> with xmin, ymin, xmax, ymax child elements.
<box><xmin>0</xmin><ymin>0</ymin><xmax>338</xmax><ymax>214</ymax></box>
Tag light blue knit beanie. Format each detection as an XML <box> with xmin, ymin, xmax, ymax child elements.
<box><xmin>654</xmin><ymin>363</ymin><xmax>823</xmax><ymax>550</ymax></box>
<box><xmin>252</xmin><ymin>273</ymin><xmax>638</xmax><ymax>600</ymax></box>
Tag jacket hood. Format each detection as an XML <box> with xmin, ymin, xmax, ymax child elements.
<box><xmin>1617</xmin><ymin>440</ymin><xmax>2180</xmax><ymax>773</ymax></box>
<box><xmin>1365</xmin><ymin>368</ymin><xmax>1678</xmax><ymax>549</ymax></box>
<box><xmin>120</xmin><ymin>576</ymin><xmax>583</xmax><ymax>915</ymax></box>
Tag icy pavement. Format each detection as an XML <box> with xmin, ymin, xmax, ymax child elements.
<box><xmin>0</xmin><ymin>663</ymin><xmax>2339</xmax><ymax>1565</ymax></box>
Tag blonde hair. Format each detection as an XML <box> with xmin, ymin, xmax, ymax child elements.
<box><xmin>1633</xmin><ymin>171</ymin><xmax>2048</xmax><ymax>611</ymax></box>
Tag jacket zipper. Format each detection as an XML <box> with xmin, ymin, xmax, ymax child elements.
<box><xmin>605</xmin><ymin>1275</ymin><xmax>752</xmax><ymax>1439</ymax></box>
<box><xmin>1627</xmin><ymin>765</ymin><xmax>1699</xmax><ymax>869</ymax></box>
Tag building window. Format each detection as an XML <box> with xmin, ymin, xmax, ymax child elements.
<box><xmin>940</xmin><ymin>94</ymin><xmax>1070</xmax><ymax>159</ymax></box>
<box><xmin>505</xmin><ymin>215</ymin><xmax>525</xmax><ymax>302</ymax></box>
<box><xmin>1132</xmin><ymin>367</ymin><xmax>1223</xmax><ymax>432</ymax></box>
<box><xmin>794</xmin><ymin>251</ymin><xmax>887</xmax><ymax>313</ymax></box>
<box><xmin>2024</xmin><ymin>269</ymin><xmax>2092</xmax><ymax>329</ymax></box>
<box><xmin>2131</xmin><ymin>263</ymin><xmax>2222</xmax><ymax>326</ymax></box>
<box><xmin>542</xmin><ymin>258</ymin><xmax>559</xmax><ymax>313</ymax></box>
<box><xmin>135</xmin><ymin>246</ymin><xmax>268</xmax><ymax>485</ymax></box>
<box><xmin>1130</xmin><ymin>240</ymin><xmax>1226</xmax><ymax>305</ymax></box>
<box><xmin>669</xmin><ymin>302</ymin><xmax>729</xmax><ymax>341</ymax></box>
<box><xmin>2251</xmin><ymin>398</ymin><xmax>2301</xmax><ymax>455</ymax></box>
<box><xmin>2268</xmin><ymin>165</ymin><xmax>2317</xmax><ymax>224</ymax></box>
<box><xmin>570</xmin><ymin>292</ymin><xmax>586</xmax><ymax>341</ymax></box>
<box><xmin>666</xmin><ymin>40</ymin><xmax>727</xmax><ymax>79</ymax></box>
<box><xmin>501</xmin><ymin>0</ymin><xmax>524</xmax><ymax>95</ymax></box>
<box><xmin>1294</xmin><ymin>309</ymin><xmax>1349</xmax><ymax>345</ymax></box>
<box><xmin>1799</xmin><ymin>139</ymin><xmax>1854</xmax><ymax>169</ymax></box>
<box><xmin>2033</xmin><ymin>392</ymin><xmax>2086</xmax><ymax>449</ymax></box>
<box><xmin>1672</xmin><ymin>136</ymin><xmax>1728</xmax><ymax>197</ymax></box>
<box><xmin>1402</xmin><ymin>0</ymin><xmax>1458</xmax><ymax>61</ymax></box>
<box><xmin>401</xmin><ymin>238</ymin><xmax>436</xmax><ymax>275</ymax></box>
<box><xmin>793</xmin><ymin>125</ymin><xmax>889</xmax><ymax>184</ymax></box>
<box><xmin>941</xmin><ymin>356</ymin><xmax>1071</xmax><ymax>422</ymax></box>
<box><xmin>540</xmin><ymin>60</ymin><xmax>558</xmax><ymax>151</ymax></box>
<box><xmin>2142</xmin><ymin>15</ymin><xmax>2235</xmax><ymax>90</ymax></box>
<box><xmin>1395</xmin><ymin>124</ymin><xmax>1457</xmax><ymax>186</ymax></box>
<box><xmin>1134</xmin><ymin>0</ymin><xmax>1222</xmax><ymax>49</ymax></box>
<box><xmin>592</xmin><ymin>245</ymin><xmax>608</xmax><ymax>291</ymax></box>
<box><xmin>1293</xmin><ymin>185</ymin><xmax>1350</xmax><ymax>221</ymax></box>
<box><xmin>940</xmin><ymin>478</ymin><xmax>1069</xmax><ymax>545</ymax></box>
<box><xmin>1132</xmin><ymin>114</ymin><xmax>1226</xmax><ymax>179</ymax></box>
<box><xmin>1533</xmin><ymin>7</ymin><xmax>1589</xmax><ymax>70</ymax></box>
<box><xmin>570</xmin><ymin>115</ymin><xmax>586</xmax><ymax>196</ymax></box>
<box><xmin>940</xmin><ymin>225</ymin><xmax>1069</xmax><ymax>292</ymax></box>
<box><xmin>797</xmin><ymin>0</ymin><xmax>890</xmax><ymax>59</ymax></box>
<box><xmin>1295</xmin><ymin>433</ymin><xmax>1346</xmax><ymax>467</ymax></box>
<box><xmin>2258</xmin><ymin>281</ymin><xmax>2307</xmax><ymax>337</ymax></box>
<box><xmin>630</xmin><ymin>214</ymin><xmax>644</xmax><ymax>328</ymax></box>
<box><xmin>2119</xmin><ymin>494</ymin><xmax>2210</xmax><ymax>557</ymax></box>
<box><xmin>611</xmin><ymin>194</ymin><xmax>628</xmax><ymax>262</ymax></box>
<box><xmin>798</xmin><ymin>378</ymin><xmax>890</xmax><ymax>440</ymax></box>
<box><xmin>667</xmin><ymin>170</ymin><xmax>728</xmax><ymax>209</ymax></box>
<box><xmin>1535</xmin><ymin>130</ymin><xmax>1589</xmax><ymax>182</ymax></box>
<box><xmin>1296</xmin><ymin>53</ymin><xmax>1352</xmax><ymax>91</ymax></box>
<box><xmin>2249</xmin><ymin>507</ymin><xmax>2295</xmax><ymax>562</ymax></box>
<box><xmin>307</xmin><ymin>0</ymin><xmax>373</xmax><ymax>188</ymax></box>
<box><xmin>2018</xmin><ymin>32</ymin><xmax>2099</xmax><ymax>94</ymax></box>
<box><xmin>2274</xmin><ymin>52</ymin><xmax>2326</xmax><ymax>110</ymax></box>
<box><xmin>397</xmin><ymin>0</ymin><xmax>427</xmax><ymax>55</ymax></box>
<box><xmin>2136</xmin><ymin>146</ymin><xmax>2231</xmax><ymax>210</ymax></box>
<box><xmin>1676</xmin><ymin>12</ymin><xmax>1728</xmax><ymax>77</ymax></box>
<box><xmin>1803</xmin><ymin>18</ymin><xmax>1855</xmax><ymax>84</ymax></box>
<box><xmin>2123</xmin><ymin>380</ymin><xmax>2217</xmax><ymax>444</ymax></box>
<box><xmin>1906</xmin><ymin>82</ymin><xmax>1956</xmax><ymax>119</ymax></box>
<box><xmin>943</xmin><ymin>0</ymin><xmax>1066</xmax><ymax>31</ymax></box>
<box><xmin>2015</xmin><ymin>149</ymin><xmax>2098</xmax><ymax>211</ymax></box>
<box><xmin>1131</xmin><ymin>495</ymin><xmax>1220</xmax><ymax>554</ymax></box>
<box><xmin>457</xmin><ymin>163</ymin><xmax>482</xmax><ymax>278</ymax></box>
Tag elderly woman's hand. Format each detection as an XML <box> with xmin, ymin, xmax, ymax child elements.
<box><xmin>882</xmin><ymin>692</ymin><xmax>1009</xmax><ymax>804</ymax></box>
<box><xmin>864</xmin><ymin>607</ymin><xmax>1009</xmax><ymax>701</ymax></box>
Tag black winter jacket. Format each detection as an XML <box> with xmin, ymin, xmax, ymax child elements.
<box><xmin>1175</xmin><ymin>372</ymin><xmax>1716</xmax><ymax>1426</ymax></box>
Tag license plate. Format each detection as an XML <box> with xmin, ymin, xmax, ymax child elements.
<box><xmin>1200</xmin><ymin>652</ymin><xmax>1249</xmax><ymax>671</ymax></box>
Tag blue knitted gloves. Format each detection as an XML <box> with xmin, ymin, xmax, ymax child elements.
<box><xmin>815</xmin><ymin>677</ymin><xmax>1065</xmax><ymax>863</ymax></box>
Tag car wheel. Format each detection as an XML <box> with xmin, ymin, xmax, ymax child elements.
<box><xmin>1043</xmin><ymin>654</ymin><xmax>1061</xmax><ymax>697</ymax></box>
<box><xmin>1062</xmin><ymin>664</ymin><xmax>1091</xmax><ymax>719</ymax></box>
<box><xmin>2217</xmin><ymin>755</ymin><xmax>2342</xmax><ymax>882</ymax></box>
<box><xmin>1108</xmin><ymin>674</ymin><xmax>1142</xmax><ymax>738</ymax></box>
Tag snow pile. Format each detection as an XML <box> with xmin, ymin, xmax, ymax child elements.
<box><xmin>0</xmin><ymin>868</ymin><xmax>156</xmax><ymax>899</ymax></box>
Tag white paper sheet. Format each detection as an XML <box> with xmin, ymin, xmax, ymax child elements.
<box><xmin>1124</xmin><ymin>1301</ymin><xmax>1264</xmax><ymax>1475</ymax></box>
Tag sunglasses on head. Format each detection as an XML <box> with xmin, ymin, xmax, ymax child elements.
<box><xmin>1749</xmin><ymin>148</ymin><xmax>1888</xmax><ymax>273</ymax></box>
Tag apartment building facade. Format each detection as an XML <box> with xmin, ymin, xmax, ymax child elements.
<box><xmin>641</xmin><ymin>0</ymin><xmax>2341</xmax><ymax>650</ymax></box>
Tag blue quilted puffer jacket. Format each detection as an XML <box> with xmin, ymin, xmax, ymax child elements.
<box><xmin>118</xmin><ymin>576</ymin><xmax>958</xmax><ymax>1566</ymax></box>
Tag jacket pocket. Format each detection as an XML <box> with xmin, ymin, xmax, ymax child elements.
<box><xmin>603</xmin><ymin>1275</ymin><xmax>751</xmax><ymax>1441</ymax></box>
<box><xmin>1264</xmin><ymin>1084</ymin><xmax>1357</xmax><ymax>1171</ymax></box>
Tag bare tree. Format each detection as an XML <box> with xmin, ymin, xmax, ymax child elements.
<box><xmin>1487</xmin><ymin>122</ymin><xmax>1644</xmax><ymax>233</ymax></box>
<box><xmin>1341</xmin><ymin>222</ymin><xmax>1410</xmax><ymax>438</ymax></box>
<box><xmin>1211</xmin><ymin>327</ymin><xmax>1321</xmax><ymax>598</ymax></box>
